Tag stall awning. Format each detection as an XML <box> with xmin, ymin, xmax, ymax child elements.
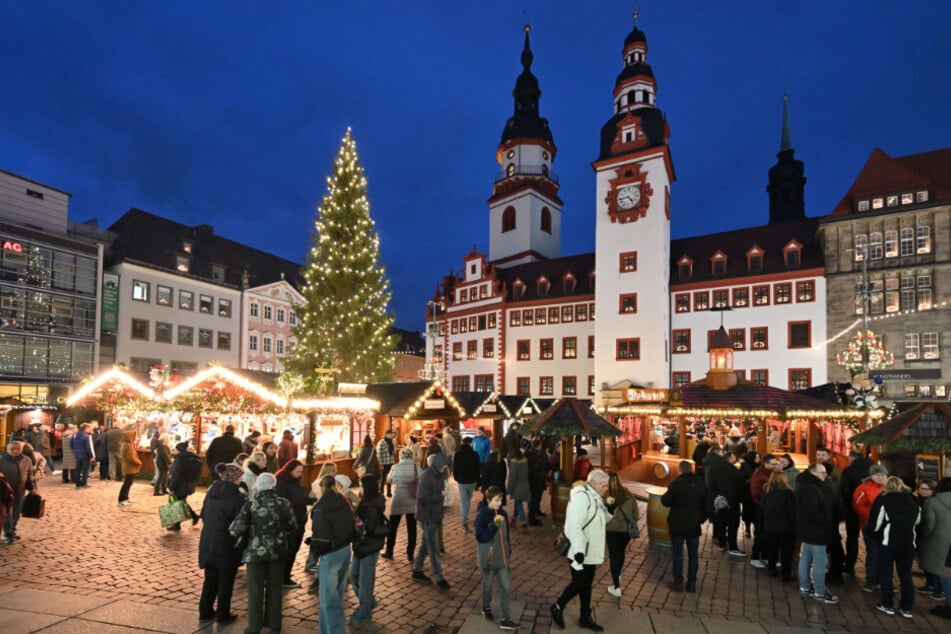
<box><xmin>850</xmin><ymin>402</ymin><xmax>951</xmax><ymax>452</ymax></box>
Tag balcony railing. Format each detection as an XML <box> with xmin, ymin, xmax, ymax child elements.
<box><xmin>494</xmin><ymin>165</ymin><xmax>559</xmax><ymax>183</ymax></box>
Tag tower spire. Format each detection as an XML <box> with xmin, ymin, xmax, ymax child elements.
<box><xmin>780</xmin><ymin>93</ymin><xmax>792</xmax><ymax>152</ymax></box>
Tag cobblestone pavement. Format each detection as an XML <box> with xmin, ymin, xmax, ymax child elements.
<box><xmin>0</xmin><ymin>472</ymin><xmax>947</xmax><ymax>633</ymax></box>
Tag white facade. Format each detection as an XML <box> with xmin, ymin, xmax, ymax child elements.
<box><xmin>242</xmin><ymin>279</ymin><xmax>303</xmax><ymax>372</ymax></box>
<box><xmin>110</xmin><ymin>261</ymin><xmax>240</xmax><ymax>373</ymax></box>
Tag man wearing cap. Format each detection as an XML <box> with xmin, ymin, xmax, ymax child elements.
<box><xmin>853</xmin><ymin>464</ymin><xmax>888</xmax><ymax>592</ymax></box>
<box><xmin>413</xmin><ymin>452</ymin><xmax>451</xmax><ymax>589</ymax></box>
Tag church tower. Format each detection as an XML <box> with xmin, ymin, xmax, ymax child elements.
<box><xmin>488</xmin><ymin>26</ymin><xmax>562</xmax><ymax>268</ymax></box>
<box><xmin>767</xmin><ymin>95</ymin><xmax>807</xmax><ymax>223</ymax></box>
<box><xmin>593</xmin><ymin>12</ymin><xmax>675</xmax><ymax>402</ymax></box>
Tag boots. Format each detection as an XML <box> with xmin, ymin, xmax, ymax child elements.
<box><xmin>578</xmin><ymin>612</ymin><xmax>604</xmax><ymax>632</ymax></box>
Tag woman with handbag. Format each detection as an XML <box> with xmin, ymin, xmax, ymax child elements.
<box><xmin>117</xmin><ymin>431</ymin><xmax>142</xmax><ymax>507</ymax></box>
<box><xmin>384</xmin><ymin>448</ymin><xmax>418</xmax><ymax>561</ymax></box>
<box><xmin>198</xmin><ymin>463</ymin><xmax>245</xmax><ymax>625</ymax></box>
<box><xmin>604</xmin><ymin>471</ymin><xmax>638</xmax><ymax>598</ymax></box>
<box><xmin>353</xmin><ymin>435</ymin><xmax>377</xmax><ymax>478</ymax></box>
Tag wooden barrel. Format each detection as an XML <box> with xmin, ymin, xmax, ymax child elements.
<box><xmin>550</xmin><ymin>481</ymin><xmax>570</xmax><ymax>525</ymax></box>
<box><xmin>646</xmin><ymin>486</ymin><xmax>671</xmax><ymax>547</ymax></box>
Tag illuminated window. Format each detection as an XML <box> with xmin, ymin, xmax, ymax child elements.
<box><xmin>548</xmin><ymin>307</ymin><xmax>559</xmax><ymax>323</ymax></box>
<box><xmin>854</xmin><ymin>234</ymin><xmax>868</xmax><ymax>261</ymax></box>
<box><xmin>576</xmin><ymin>304</ymin><xmax>587</xmax><ymax>321</ymax></box>
<box><xmin>796</xmin><ymin>281</ymin><xmax>815</xmax><ymax>302</ymax></box>
<box><xmin>619</xmin><ymin>251</ymin><xmax>637</xmax><ymax>272</ymax></box>
<box><xmin>905</xmin><ymin>333</ymin><xmax>920</xmax><ymax>360</ymax></box>
<box><xmin>672</xmin><ymin>372</ymin><xmax>691</xmax><ymax>388</ymax></box>
<box><xmin>562</xmin><ymin>305</ymin><xmax>573</xmax><ymax>322</ymax></box>
<box><xmin>917</xmin><ymin>224</ymin><xmax>931</xmax><ymax>254</ymax></box>
<box><xmin>751</xmin><ymin>369</ymin><xmax>768</xmax><ymax>385</ymax></box>
<box><xmin>467</xmin><ymin>340</ymin><xmax>478</xmax><ymax>360</ymax></box>
<box><xmin>509</xmin><ymin>311</ymin><xmax>520</xmax><ymax>327</ymax></box>
<box><xmin>522</xmin><ymin>309</ymin><xmax>533</xmax><ymax>326</ymax></box>
<box><xmin>775</xmin><ymin>284</ymin><xmax>791</xmax><ymax>304</ymax></box>
<box><xmin>923</xmin><ymin>332</ymin><xmax>939</xmax><ymax>359</ymax></box>
<box><xmin>452</xmin><ymin>342</ymin><xmax>463</xmax><ymax>361</ymax></box>
<box><xmin>539</xmin><ymin>376</ymin><xmax>554</xmax><ymax>396</ymax></box>
<box><xmin>900</xmin><ymin>228</ymin><xmax>914</xmax><ymax>256</ymax></box>
<box><xmin>156</xmin><ymin>285</ymin><xmax>172</xmax><ymax>306</ymax></box>
<box><xmin>729</xmin><ymin>328</ymin><xmax>745</xmax><ymax>350</ymax></box>
<box><xmin>453</xmin><ymin>376</ymin><xmax>470</xmax><ymax>392</ymax></box>
<box><xmin>474</xmin><ymin>374</ymin><xmax>493</xmax><ymax>392</ymax></box>
<box><xmin>483</xmin><ymin>338</ymin><xmax>494</xmax><ymax>358</ymax></box>
<box><xmin>675</xmin><ymin>293</ymin><xmax>690</xmax><ymax>313</ymax></box>
<box><xmin>713</xmin><ymin>290</ymin><xmax>728</xmax><ymax>308</ymax></box>
<box><xmin>789</xmin><ymin>369</ymin><xmax>811</xmax><ymax>390</ymax></box>
<box><xmin>884</xmin><ymin>230</ymin><xmax>898</xmax><ymax>257</ymax></box>
<box><xmin>131</xmin><ymin>318</ymin><xmax>149</xmax><ymax>340</ymax></box>
<box><xmin>733</xmin><ymin>288</ymin><xmax>748</xmax><ymax>307</ymax></box>
<box><xmin>562</xmin><ymin>376</ymin><xmax>577</xmax><ymax>396</ymax></box>
<box><xmin>751</xmin><ymin>327</ymin><xmax>768</xmax><ymax>350</ymax></box>
<box><xmin>540</xmin><ymin>338</ymin><xmax>553</xmax><ymax>360</ymax></box>
<box><xmin>588</xmin><ymin>335</ymin><xmax>595</xmax><ymax>358</ymax></box>
<box><xmin>218</xmin><ymin>299</ymin><xmax>232</xmax><ymax>318</ymax></box>
<box><xmin>619</xmin><ymin>293</ymin><xmax>637</xmax><ymax>313</ymax></box>
<box><xmin>562</xmin><ymin>337</ymin><xmax>577</xmax><ymax>359</ymax></box>
<box><xmin>673</xmin><ymin>329</ymin><xmax>690</xmax><ymax>353</ymax></box>
<box><xmin>517</xmin><ymin>340</ymin><xmax>530</xmax><ymax>360</ymax></box>
<box><xmin>694</xmin><ymin>292</ymin><xmax>709</xmax><ymax>311</ymax></box>
<box><xmin>132</xmin><ymin>280</ymin><xmax>150</xmax><ymax>302</ymax></box>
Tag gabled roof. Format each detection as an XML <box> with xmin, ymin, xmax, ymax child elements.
<box><xmin>453</xmin><ymin>392</ymin><xmax>511</xmax><ymax>419</ymax></box>
<box><xmin>521</xmin><ymin>397</ymin><xmax>620</xmax><ymax>438</ymax></box>
<box><xmin>828</xmin><ymin>147</ymin><xmax>951</xmax><ymax>217</ymax></box>
<box><xmin>366</xmin><ymin>381</ymin><xmax>464</xmax><ymax>419</ymax></box>
<box><xmin>670</xmin><ymin>217</ymin><xmax>822</xmax><ymax>285</ymax></box>
<box><xmin>108</xmin><ymin>208</ymin><xmax>304</xmax><ymax>289</ymax></box>
<box><xmin>496</xmin><ymin>252</ymin><xmax>595</xmax><ymax>303</ymax></box>
<box><xmin>849</xmin><ymin>402</ymin><xmax>951</xmax><ymax>451</ymax></box>
<box><xmin>676</xmin><ymin>379</ymin><xmax>843</xmax><ymax>412</ymax></box>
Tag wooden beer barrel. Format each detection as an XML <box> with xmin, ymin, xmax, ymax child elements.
<box><xmin>646</xmin><ymin>486</ymin><xmax>671</xmax><ymax>547</ymax></box>
<box><xmin>550</xmin><ymin>481</ymin><xmax>571</xmax><ymax>525</ymax></box>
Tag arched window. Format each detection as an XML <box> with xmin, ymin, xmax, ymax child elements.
<box><xmin>537</xmin><ymin>277</ymin><xmax>550</xmax><ymax>297</ymax></box>
<box><xmin>627</xmin><ymin>91</ymin><xmax>636</xmax><ymax>105</ymax></box>
<box><xmin>541</xmin><ymin>207</ymin><xmax>552</xmax><ymax>234</ymax></box>
<box><xmin>506</xmin><ymin>163</ymin><xmax>515</xmax><ymax>176</ymax></box>
<box><xmin>502</xmin><ymin>206</ymin><xmax>516</xmax><ymax>233</ymax></box>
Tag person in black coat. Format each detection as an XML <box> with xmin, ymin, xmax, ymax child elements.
<box><xmin>795</xmin><ymin>464</ymin><xmax>838</xmax><ymax>603</ymax></box>
<box><xmin>350</xmin><ymin>475</ymin><xmax>388</xmax><ymax>623</ymax></box>
<box><xmin>760</xmin><ymin>470</ymin><xmax>797</xmax><ymax>580</ymax></box>
<box><xmin>525</xmin><ymin>438</ymin><xmax>549</xmax><ymax>525</ymax></box>
<box><xmin>839</xmin><ymin>448</ymin><xmax>872</xmax><ymax>576</ymax></box>
<box><xmin>198</xmin><ymin>463</ymin><xmax>245</xmax><ymax>624</ymax></box>
<box><xmin>481</xmin><ymin>449</ymin><xmax>508</xmax><ymax>507</ymax></box>
<box><xmin>662</xmin><ymin>461</ymin><xmax>707</xmax><ymax>592</ymax></box>
<box><xmin>168</xmin><ymin>441</ymin><xmax>203</xmax><ymax>531</ymax></box>
<box><xmin>274</xmin><ymin>459</ymin><xmax>312</xmax><ymax>588</ymax></box>
<box><xmin>710</xmin><ymin>449</ymin><xmax>745</xmax><ymax>555</ymax></box>
<box><xmin>205</xmin><ymin>425</ymin><xmax>244</xmax><ymax>480</ymax></box>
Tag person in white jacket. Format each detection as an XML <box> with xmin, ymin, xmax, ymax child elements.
<box><xmin>550</xmin><ymin>469</ymin><xmax>613</xmax><ymax>632</ymax></box>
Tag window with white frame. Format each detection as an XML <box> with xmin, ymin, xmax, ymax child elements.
<box><xmin>854</xmin><ymin>234</ymin><xmax>867</xmax><ymax>261</ymax></box>
<box><xmin>900</xmin><ymin>275</ymin><xmax>916</xmax><ymax>311</ymax></box>
<box><xmin>277</xmin><ymin>308</ymin><xmax>285</xmax><ymax>323</ymax></box>
<box><xmin>263</xmin><ymin>305</ymin><xmax>273</xmax><ymax>320</ymax></box>
<box><xmin>276</xmin><ymin>338</ymin><xmax>285</xmax><ymax>354</ymax></box>
<box><xmin>884</xmin><ymin>230</ymin><xmax>898</xmax><ymax>258</ymax></box>
<box><xmin>900</xmin><ymin>228</ymin><xmax>914</xmax><ymax>256</ymax></box>
<box><xmin>885</xmin><ymin>278</ymin><xmax>900</xmax><ymax>313</ymax></box>
<box><xmin>917</xmin><ymin>273</ymin><xmax>932</xmax><ymax>309</ymax></box>
<box><xmin>289</xmin><ymin>312</ymin><xmax>297</xmax><ymax>326</ymax></box>
<box><xmin>905</xmin><ymin>333</ymin><xmax>920</xmax><ymax>360</ymax></box>
<box><xmin>868</xmin><ymin>232</ymin><xmax>883</xmax><ymax>260</ymax></box>
<box><xmin>132</xmin><ymin>280</ymin><xmax>150</xmax><ymax>302</ymax></box>
<box><xmin>922</xmin><ymin>332</ymin><xmax>939</xmax><ymax>359</ymax></box>
<box><xmin>263</xmin><ymin>336</ymin><xmax>272</xmax><ymax>353</ymax></box>
<box><xmin>917</xmin><ymin>224</ymin><xmax>931</xmax><ymax>254</ymax></box>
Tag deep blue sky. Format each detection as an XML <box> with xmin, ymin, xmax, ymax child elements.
<box><xmin>2</xmin><ymin>2</ymin><xmax>949</xmax><ymax>330</ymax></box>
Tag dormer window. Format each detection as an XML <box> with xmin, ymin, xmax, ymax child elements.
<box><xmin>506</xmin><ymin>163</ymin><xmax>515</xmax><ymax>177</ymax></box>
<box><xmin>747</xmin><ymin>247</ymin><xmax>763</xmax><ymax>273</ymax></box>
<box><xmin>176</xmin><ymin>255</ymin><xmax>190</xmax><ymax>273</ymax></box>
<box><xmin>212</xmin><ymin>265</ymin><xmax>225</xmax><ymax>282</ymax></box>
<box><xmin>182</xmin><ymin>241</ymin><xmax>193</xmax><ymax>254</ymax></box>
<box><xmin>677</xmin><ymin>256</ymin><xmax>692</xmax><ymax>281</ymax></box>
<box><xmin>711</xmin><ymin>251</ymin><xmax>727</xmax><ymax>276</ymax></box>
<box><xmin>512</xmin><ymin>280</ymin><xmax>526</xmax><ymax>300</ymax></box>
<box><xmin>537</xmin><ymin>277</ymin><xmax>550</xmax><ymax>297</ymax></box>
<box><xmin>783</xmin><ymin>241</ymin><xmax>802</xmax><ymax>268</ymax></box>
<box><xmin>563</xmin><ymin>274</ymin><xmax>576</xmax><ymax>294</ymax></box>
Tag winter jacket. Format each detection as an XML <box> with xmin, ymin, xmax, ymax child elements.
<box><xmin>868</xmin><ymin>490</ymin><xmax>920</xmax><ymax>551</ymax></box>
<box><xmin>851</xmin><ymin>479</ymin><xmax>882</xmax><ymax>530</ymax></box>
<box><xmin>795</xmin><ymin>469</ymin><xmax>835</xmax><ymax>545</ymax></box>
<box><xmin>0</xmin><ymin>452</ymin><xmax>31</xmax><ymax>496</ymax></box>
<box><xmin>526</xmin><ymin>446</ymin><xmax>549</xmax><ymax>484</ymax></box>
<box><xmin>475</xmin><ymin>499</ymin><xmax>511</xmax><ymax>570</ymax></box>
<box><xmin>451</xmin><ymin>444</ymin><xmax>480</xmax><ymax>485</ymax></box>
<box><xmin>506</xmin><ymin>456</ymin><xmax>530</xmax><ymax>501</ymax></box>
<box><xmin>352</xmin><ymin>492</ymin><xmax>388</xmax><ymax>559</ymax></box>
<box><xmin>605</xmin><ymin>495</ymin><xmax>639</xmax><ymax>534</ymax></box>
<box><xmin>375</xmin><ymin>437</ymin><xmax>395</xmax><ymax>467</ymax></box>
<box><xmin>275</xmin><ymin>476</ymin><xmax>311</xmax><ymax>538</ymax></box>
<box><xmin>387</xmin><ymin>456</ymin><xmax>419</xmax><ymax>516</ymax></box>
<box><xmin>310</xmin><ymin>488</ymin><xmax>356</xmax><ymax>556</ymax></box>
<box><xmin>481</xmin><ymin>451</ymin><xmax>507</xmax><ymax>493</ymax></box>
<box><xmin>277</xmin><ymin>438</ymin><xmax>299</xmax><ymax>468</ymax></box>
<box><xmin>760</xmin><ymin>485</ymin><xmax>796</xmax><ymax>534</ymax></box>
<box><xmin>710</xmin><ymin>459</ymin><xmax>743</xmax><ymax>506</ymax></box>
<box><xmin>661</xmin><ymin>473</ymin><xmax>707</xmax><ymax>538</ymax></box>
<box><xmin>502</xmin><ymin>428</ymin><xmax>521</xmax><ymax>459</ymax></box>
<box><xmin>353</xmin><ymin>446</ymin><xmax>378</xmax><ymax>476</ymax></box>
<box><xmin>920</xmin><ymin>492</ymin><xmax>951</xmax><ymax>577</ymax></box>
<box><xmin>104</xmin><ymin>427</ymin><xmax>124</xmax><ymax>453</ymax></box>
<box><xmin>71</xmin><ymin>430</ymin><xmax>94</xmax><ymax>461</ymax></box>
<box><xmin>702</xmin><ymin>450</ymin><xmax>724</xmax><ymax>490</ymax></box>
<box><xmin>563</xmin><ymin>482</ymin><xmax>610</xmax><ymax>566</ymax></box>
<box><xmin>119</xmin><ymin>432</ymin><xmax>142</xmax><ymax>475</ymax></box>
<box><xmin>93</xmin><ymin>430</ymin><xmax>108</xmax><ymax>461</ymax></box>
<box><xmin>415</xmin><ymin>463</ymin><xmax>446</xmax><ymax>524</ymax></box>
<box><xmin>169</xmin><ymin>449</ymin><xmax>203</xmax><ymax>498</ymax></box>
<box><xmin>60</xmin><ymin>431</ymin><xmax>76</xmax><ymax>470</ymax></box>
<box><xmin>229</xmin><ymin>488</ymin><xmax>297</xmax><ymax>564</ymax></box>
<box><xmin>205</xmin><ymin>432</ymin><xmax>243</xmax><ymax>471</ymax></box>
<box><xmin>154</xmin><ymin>440</ymin><xmax>172</xmax><ymax>471</ymax></box>
<box><xmin>472</xmin><ymin>434</ymin><xmax>491</xmax><ymax>464</ymax></box>
<box><xmin>198</xmin><ymin>480</ymin><xmax>245</xmax><ymax>570</ymax></box>
<box><xmin>839</xmin><ymin>456</ymin><xmax>872</xmax><ymax>509</ymax></box>
<box><xmin>749</xmin><ymin>464</ymin><xmax>771</xmax><ymax>506</ymax></box>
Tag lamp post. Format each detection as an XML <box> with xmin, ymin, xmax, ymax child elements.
<box><xmin>423</xmin><ymin>300</ymin><xmax>446</xmax><ymax>381</ymax></box>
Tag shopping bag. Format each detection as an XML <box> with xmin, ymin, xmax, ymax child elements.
<box><xmin>158</xmin><ymin>496</ymin><xmax>189</xmax><ymax>528</ymax></box>
<box><xmin>22</xmin><ymin>492</ymin><xmax>46</xmax><ymax>519</ymax></box>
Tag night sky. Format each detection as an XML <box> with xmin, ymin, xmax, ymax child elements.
<box><xmin>2</xmin><ymin>2</ymin><xmax>949</xmax><ymax>330</ymax></box>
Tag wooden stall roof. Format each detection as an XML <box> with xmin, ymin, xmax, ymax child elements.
<box><xmin>671</xmin><ymin>379</ymin><xmax>857</xmax><ymax>418</ymax></box>
<box><xmin>850</xmin><ymin>402</ymin><xmax>951</xmax><ymax>452</ymax></box>
<box><xmin>365</xmin><ymin>381</ymin><xmax>464</xmax><ymax>420</ymax></box>
<box><xmin>522</xmin><ymin>397</ymin><xmax>621</xmax><ymax>439</ymax></box>
<box><xmin>453</xmin><ymin>392</ymin><xmax>511</xmax><ymax>419</ymax></box>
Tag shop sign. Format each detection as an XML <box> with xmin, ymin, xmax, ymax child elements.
<box><xmin>424</xmin><ymin>398</ymin><xmax>445</xmax><ymax>410</ymax></box>
<box><xmin>2</xmin><ymin>240</ymin><xmax>24</xmax><ymax>252</ymax></box>
<box><xmin>482</xmin><ymin>403</ymin><xmax>497</xmax><ymax>413</ymax></box>
<box><xmin>870</xmin><ymin>369</ymin><xmax>942</xmax><ymax>381</ymax></box>
<box><xmin>101</xmin><ymin>272</ymin><xmax>119</xmax><ymax>333</ymax></box>
<box><xmin>624</xmin><ymin>387</ymin><xmax>668</xmax><ymax>403</ymax></box>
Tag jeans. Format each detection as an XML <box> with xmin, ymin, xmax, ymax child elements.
<box><xmin>605</xmin><ymin>531</ymin><xmax>631</xmax><ymax>586</ymax></box>
<box><xmin>556</xmin><ymin>563</ymin><xmax>597</xmax><ymax>618</ymax></box>
<box><xmin>939</xmin><ymin>575</ymin><xmax>951</xmax><ymax>608</ymax></box>
<box><xmin>512</xmin><ymin>499</ymin><xmax>527</xmax><ymax>525</ymax></box>
<box><xmin>481</xmin><ymin>567</ymin><xmax>511</xmax><ymax>619</ymax></box>
<box><xmin>246</xmin><ymin>559</ymin><xmax>284</xmax><ymax>633</ymax></box>
<box><xmin>199</xmin><ymin>564</ymin><xmax>238</xmax><ymax>619</ymax></box>
<box><xmin>458</xmin><ymin>482</ymin><xmax>476</xmax><ymax>527</ymax></box>
<box><xmin>386</xmin><ymin>513</ymin><xmax>416</xmax><ymax>558</ymax></box>
<box><xmin>878</xmin><ymin>546</ymin><xmax>915</xmax><ymax>611</ymax></box>
<box><xmin>670</xmin><ymin>535</ymin><xmax>699</xmax><ymax>586</ymax></box>
<box><xmin>349</xmin><ymin>552</ymin><xmax>379</xmax><ymax>621</ymax></box>
<box><xmin>74</xmin><ymin>456</ymin><xmax>91</xmax><ymax>487</ymax></box>
<box><xmin>413</xmin><ymin>521</ymin><xmax>444</xmax><ymax>581</ymax></box>
<box><xmin>318</xmin><ymin>546</ymin><xmax>351</xmax><ymax>634</ymax></box>
<box><xmin>118</xmin><ymin>474</ymin><xmax>135</xmax><ymax>502</ymax></box>
<box><xmin>798</xmin><ymin>542</ymin><xmax>828</xmax><ymax>596</ymax></box>
<box><xmin>2</xmin><ymin>492</ymin><xmax>24</xmax><ymax>540</ymax></box>
<box><xmin>862</xmin><ymin>532</ymin><xmax>879</xmax><ymax>586</ymax></box>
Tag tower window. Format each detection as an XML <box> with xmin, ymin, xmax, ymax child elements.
<box><xmin>506</xmin><ymin>163</ymin><xmax>515</xmax><ymax>176</ymax></box>
<box><xmin>627</xmin><ymin>91</ymin><xmax>636</xmax><ymax>105</ymax></box>
<box><xmin>541</xmin><ymin>207</ymin><xmax>552</xmax><ymax>234</ymax></box>
<box><xmin>502</xmin><ymin>207</ymin><xmax>516</xmax><ymax>233</ymax></box>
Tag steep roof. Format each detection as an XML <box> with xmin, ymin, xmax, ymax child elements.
<box><xmin>108</xmin><ymin>208</ymin><xmax>304</xmax><ymax>289</ymax></box>
<box><xmin>496</xmin><ymin>252</ymin><xmax>595</xmax><ymax>303</ymax></box>
<box><xmin>828</xmin><ymin>147</ymin><xmax>951</xmax><ymax>216</ymax></box>
<box><xmin>678</xmin><ymin>379</ymin><xmax>843</xmax><ymax>412</ymax></box>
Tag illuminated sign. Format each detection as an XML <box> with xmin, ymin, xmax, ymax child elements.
<box><xmin>3</xmin><ymin>240</ymin><xmax>24</xmax><ymax>253</ymax></box>
<box><xmin>482</xmin><ymin>403</ymin><xmax>497</xmax><ymax>413</ymax></box>
<box><xmin>424</xmin><ymin>398</ymin><xmax>446</xmax><ymax>410</ymax></box>
<box><xmin>624</xmin><ymin>388</ymin><xmax>669</xmax><ymax>403</ymax></box>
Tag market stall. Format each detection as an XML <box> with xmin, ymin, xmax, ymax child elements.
<box><xmin>366</xmin><ymin>380</ymin><xmax>465</xmax><ymax>452</ymax></box>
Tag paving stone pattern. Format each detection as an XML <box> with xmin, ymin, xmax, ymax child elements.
<box><xmin>0</xmin><ymin>473</ymin><xmax>946</xmax><ymax>633</ymax></box>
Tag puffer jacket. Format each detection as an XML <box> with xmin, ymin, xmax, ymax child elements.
<box><xmin>387</xmin><ymin>456</ymin><xmax>419</xmax><ymax>516</ymax></box>
<box><xmin>506</xmin><ymin>456</ymin><xmax>530</xmax><ymax>501</ymax></box>
<box><xmin>920</xmin><ymin>491</ymin><xmax>951</xmax><ymax>576</ymax></box>
<box><xmin>475</xmin><ymin>499</ymin><xmax>510</xmax><ymax>570</ymax></box>
<box><xmin>352</xmin><ymin>492</ymin><xmax>387</xmax><ymax>559</ymax></box>
<box><xmin>662</xmin><ymin>472</ymin><xmax>707</xmax><ymax>538</ymax></box>
<box><xmin>415</xmin><ymin>463</ymin><xmax>446</xmax><ymax>525</ymax></box>
<box><xmin>229</xmin><ymin>488</ymin><xmax>297</xmax><ymax>563</ymax></box>
<box><xmin>563</xmin><ymin>482</ymin><xmax>610</xmax><ymax>566</ymax></box>
<box><xmin>169</xmin><ymin>449</ymin><xmax>203</xmax><ymax>498</ymax></box>
<box><xmin>199</xmin><ymin>480</ymin><xmax>245</xmax><ymax>570</ymax></box>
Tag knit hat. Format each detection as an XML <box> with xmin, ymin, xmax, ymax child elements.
<box><xmin>430</xmin><ymin>453</ymin><xmax>450</xmax><ymax>471</ymax></box>
<box><xmin>256</xmin><ymin>473</ymin><xmax>277</xmax><ymax>492</ymax></box>
<box><xmin>334</xmin><ymin>474</ymin><xmax>352</xmax><ymax>490</ymax></box>
<box><xmin>215</xmin><ymin>462</ymin><xmax>243</xmax><ymax>483</ymax></box>
<box><xmin>175</xmin><ymin>441</ymin><xmax>190</xmax><ymax>453</ymax></box>
<box><xmin>869</xmin><ymin>464</ymin><xmax>888</xmax><ymax>476</ymax></box>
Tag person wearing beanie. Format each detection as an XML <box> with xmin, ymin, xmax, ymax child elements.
<box><xmin>168</xmin><ymin>440</ymin><xmax>203</xmax><ymax>531</ymax></box>
<box><xmin>117</xmin><ymin>431</ymin><xmax>142</xmax><ymax>507</ymax></box>
<box><xmin>198</xmin><ymin>463</ymin><xmax>245</xmax><ymax>625</ymax></box>
<box><xmin>385</xmin><ymin>447</ymin><xmax>420</xmax><ymax>561</ymax></box>
<box><xmin>274</xmin><ymin>459</ymin><xmax>312</xmax><ymax>589</ymax></box>
<box><xmin>853</xmin><ymin>464</ymin><xmax>889</xmax><ymax>591</ymax></box>
<box><xmin>229</xmin><ymin>471</ymin><xmax>296</xmax><ymax>634</ymax></box>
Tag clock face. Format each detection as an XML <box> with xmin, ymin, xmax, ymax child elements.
<box><xmin>616</xmin><ymin>184</ymin><xmax>641</xmax><ymax>210</ymax></box>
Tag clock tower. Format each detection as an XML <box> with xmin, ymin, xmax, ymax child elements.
<box><xmin>488</xmin><ymin>25</ymin><xmax>562</xmax><ymax>268</ymax></box>
<box><xmin>593</xmin><ymin>12</ymin><xmax>675</xmax><ymax>403</ymax></box>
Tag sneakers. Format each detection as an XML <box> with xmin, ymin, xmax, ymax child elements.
<box><xmin>815</xmin><ymin>592</ymin><xmax>839</xmax><ymax>604</ymax></box>
<box><xmin>117</xmin><ymin>500</ymin><xmax>132</xmax><ymax>506</ymax></box>
<box><xmin>899</xmin><ymin>609</ymin><xmax>913</xmax><ymax>619</ymax></box>
<box><xmin>436</xmin><ymin>579</ymin><xmax>451</xmax><ymax>590</ymax></box>
<box><xmin>411</xmin><ymin>570</ymin><xmax>431</xmax><ymax>583</ymax></box>
<box><xmin>550</xmin><ymin>603</ymin><xmax>565</xmax><ymax>629</ymax></box>
<box><xmin>498</xmin><ymin>617</ymin><xmax>519</xmax><ymax>630</ymax></box>
<box><xmin>750</xmin><ymin>559</ymin><xmax>767</xmax><ymax>569</ymax></box>
<box><xmin>932</xmin><ymin>590</ymin><xmax>947</xmax><ymax>602</ymax></box>
<box><xmin>607</xmin><ymin>585</ymin><xmax>621</xmax><ymax>597</ymax></box>
<box><xmin>728</xmin><ymin>549</ymin><xmax>747</xmax><ymax>557</ymax></box>
<box><xmin>915</xmin><ymin>584</ymin><xmax>936</xmax><ymax>594</ymax></box>
<box><xmin>798</xmin><ymin>586</ymin><xmax>814</xmax><ymax>597</ymax></box>
<box><xmin>282</xmin><ymin>581</ymin><xmax>301</xmax><ymax>589</ymax></box>
<box><xmin>482</xmin><ymin>607</ymin><xmax>493</xmax><ymax>620</ymax></box>
<box><xmin>862</xmin><ymin>582</ymin><xmax>879</xmax><ymax>593</ymax></box>
<box><xmin>876</xmin><ymin>603</ymin><xmax>895</xmax><ymax>616</ymax></box>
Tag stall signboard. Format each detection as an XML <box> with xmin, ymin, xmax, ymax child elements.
<box><xmin>625</xmin><ymin>388</ymin><xmax>668</xmax><ymax>403</ymax></box>
<box><xmin>916</xmin><ymin>454</ymin><xmax>941</xmax><ymax>481</ymax></box>
<box><xmin>482</xmin><ymin>403</ymin><xmax>497</xmax><ymax>414</ymax></box>
<box><xmin>424</xmin><ymin>398</ymin><xmax>446</xmax><ymax>410</ymax></box>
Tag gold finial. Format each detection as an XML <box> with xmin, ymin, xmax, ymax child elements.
<box><xmin>524</xmin><ymin>23</ymin><xmax>530</xmax><ymax>34</ymax></box>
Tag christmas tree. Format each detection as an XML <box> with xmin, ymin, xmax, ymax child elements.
<box><xmin>285</xmin><ymin>129</ymin><xmax>398</xmax><ymax>387</ymax></box>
